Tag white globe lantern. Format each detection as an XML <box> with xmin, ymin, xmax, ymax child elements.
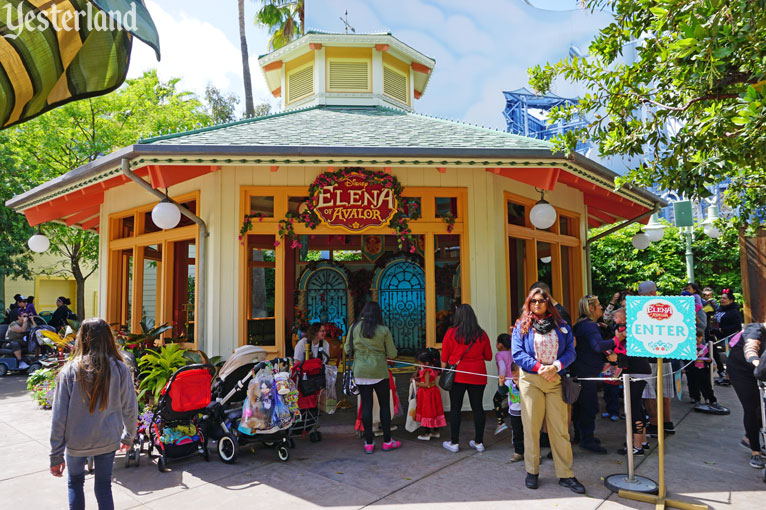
<box><xmin>529</xmin><ymin>193</ymin><xmax>557</xmax><ymax>230</ymax></box>
<box><xmin>631</xmin><ymin>230</ymin><xmax>651</xmax><ymax>250</ymax></box>
<box><xmin>28</xmin><ymin>231</ymin><xmax>50</xmax><ymax>253</ymax></box>
<box><xmin>151</xmin><ymin>199</ymin><xmax>181</xmax><ymax>230</ymax></box>
<box><xmin>644</xmin><ymin>213</ymin><xmax>666</xmax><ymax>242</ymax></box>
<box><xmin>702</xmin><ymin>205</ymin><xmax>722</xmax><ymax>239</ymax></box>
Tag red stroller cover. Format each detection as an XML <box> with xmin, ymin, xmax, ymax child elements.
<box><xmin>163</xmin><ymin>368</ymin><xmax>213</xmax><ymax>413</ymax></box>
<box><xmin>292</xmin><ymin>358</ymin><xmax>324</xmax><ymax>409</ymax></box>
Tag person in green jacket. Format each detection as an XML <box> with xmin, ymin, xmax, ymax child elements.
<box><xmin>344</xmin><ymin>301</ymin><xmax>400</xmax><ymax>454</ymax></box>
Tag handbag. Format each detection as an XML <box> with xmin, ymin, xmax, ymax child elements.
<box><xmin>561</xmin><ymin>373</ymin><xmax>581</xmax><ymax>405</ymax></box>
<box><xmin>438</xmin><ymin>340</ymin><xmax>475</xmax><ymax>391</ymax></box>
<box><xmin>404</xmin><ymin>380</ymin><xmax>420</xmax><ymax>432</ymax></box>
<box><xmin>343</xmin><ymin>323</ymin><xmax>360</xmax><ymax>396</ymax></box>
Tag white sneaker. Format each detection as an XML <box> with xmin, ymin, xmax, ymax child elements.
<box><xmin>469</xmin><ymin>440</ymin><xmax>485</xmax><ymax>452</ymax></box>
<box><xmin>417</xmin><ymin>434</ymin><xmax>431</xmax><ymax>441</ymax></box>
<box><xmin>495</xmin><ymin>423</ymin><xmax>509</xmax><ymax>435</ymax></box>
<box><xmin>442</xmin><ymin>441</ymin><xmax>459</xmax><ymax>453</ymax></box>
<box><xmin>430</xmin><ymin>430</ymin><xmax>441</xmax><ymax>438</ymax></box>
<box><xmin>18</xmin><ymin>361</ymin><xmax>29</xmax><ymax>370</ymax></box>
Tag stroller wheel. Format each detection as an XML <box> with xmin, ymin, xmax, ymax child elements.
<box><xmin>762</xmin><ymin>467</ymin><xmax>765</xmax><ymax>484</ymax></box>
<box><xmin>87</xmin><ymin>457</ymin><xmax>94</xmax><ymax>474</ymax></box>
<box><xmin>288</xmin><ymin>438</ymin><xmax>296</xmax><ymax>449</ymax></box>
<box><xmin>217</xmin><ymin>433</ymin><xmax>239</xmax><ymax>464</ymax></box>
<box><xmin>124</xmin><ymin>448</ymin><xmax>132</xmax><ymax>468</ymax></box>
<box><xmin>157</xmin><ymin>454</ymin><xmax>166</xmax><ymax>473</ymax></box>
<box><xmin>309</xmin><ymin>430</ymin><xmax>322</xmax><ymax>442</ymax></box>
<box><xmin>277</xmin><ymin>445</ymin><xmax>289</xmax><ymax>461</ymax></box>
<box><xmin>202</xmin><ymin>442</ymin><xmax>210</xmax><ymax>462</ymax></box>
<box><xmin>134</xmin><ymin>445</ymin><xmax>141</xmax><ymax>467</ymax></box>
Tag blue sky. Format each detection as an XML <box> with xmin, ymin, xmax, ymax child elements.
<box><xmin>128</xmin><ymin>1</ymin><xmax>612</xmax><ymax>130</ymax></box>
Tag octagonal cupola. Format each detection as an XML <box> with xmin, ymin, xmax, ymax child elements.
<box><xmin>258</xmin><ymin>31</ymin><xmax>435</xmax><ymax>111</ymax></box>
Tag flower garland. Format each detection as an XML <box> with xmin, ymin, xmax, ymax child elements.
<box><xmin>239</xmin><ymin>167</ymin><xmax>419</xmax><ymax>248</ymax></box>
<box><xmin>441</xmin><ymin>212</ymin><xmax>456</xmax><ymax>233</ymax></box>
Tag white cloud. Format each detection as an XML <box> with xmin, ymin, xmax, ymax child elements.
<box><xmin>128</xmin><ymin>1</ymin><xmax>276</xmax><ymax>113</ymax></box>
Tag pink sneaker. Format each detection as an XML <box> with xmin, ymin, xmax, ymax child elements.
<box><xmin>363</xmin><ymin>443</ymin><xmax>375</xmax><ymax>454</ymax></box>
<box><xmin>382</xmin><ymin>439</ymin><xmax>401</xmax><ymax>451</ymax></box>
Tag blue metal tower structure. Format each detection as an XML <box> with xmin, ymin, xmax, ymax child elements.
<box><xmin>502</xmin><ymin>88</ymin><xmax>591</xmax><ymax>154</ymax></box>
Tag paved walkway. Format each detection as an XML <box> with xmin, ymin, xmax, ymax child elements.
<box><xmin>1</xmin><ymin>374</ymin><xmax>764</xmax><ymax>509</ymax></box>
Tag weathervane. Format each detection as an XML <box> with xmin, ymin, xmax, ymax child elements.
<box><xmin>340</xmin><ymin>9</ymin><xmax>355</xmax><ymax>34</ymax></box>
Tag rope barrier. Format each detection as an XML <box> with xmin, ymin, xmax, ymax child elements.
<box><xmin>387</xmin><ymin>331</ymin><xmax>739</xmax><ymax>384</ymax></box>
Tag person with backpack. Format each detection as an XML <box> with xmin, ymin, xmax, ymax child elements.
<box><xmin>49</xmin><ymin>318</ymin><xmax>138</xmax><ymax>510</ymax></box>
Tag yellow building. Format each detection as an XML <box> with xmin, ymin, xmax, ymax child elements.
<box><xmin>7</xmin><ymin>32</ymin><xmax>663</xmax><ymax>361</ymax></box>
<box><xmin>3</xmin><ymin>251</ymin><xmax>98</xmax><ymax>320</ymax></box>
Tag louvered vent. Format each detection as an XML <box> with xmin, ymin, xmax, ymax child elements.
<box><xmin>383</xmin><ymin>66</ymin><xmax>408</xmax><ymax>104</ymax></box>
<box><xmin>287</xmin><ymin>65</ymin><xmax>313</xmax><ymax>103</ymax></box>
<box><xmin>328</xmin><ymin>60</ymin><xmax>369</xmax><ymax>90</ymax></box>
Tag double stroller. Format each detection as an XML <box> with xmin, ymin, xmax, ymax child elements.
<box><xmin>207</xmin><ymin>347</ymin><xmax>295</xmax><ymax>462</ymax></box>
<box><xmin>0</xmin><ymin>317</ymin><xmax>57</xmax><ymax>376</ymax></box>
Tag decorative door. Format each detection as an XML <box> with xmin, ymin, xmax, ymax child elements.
<box><xmin>298</xmin><ymin>263</ymin><xmax>349</xmax><ymax>337</ymax></box>
<box><xmin>374</xmin><ymin>258</ymin><xmax>426</xmax><ymax>354</ymax></box>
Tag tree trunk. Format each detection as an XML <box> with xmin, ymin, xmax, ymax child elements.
<box><xmin>739</xmin><ymin>227</ymin><xmax>766</xmax><ymax>323</ymax></box>
<box><xmin>238</xmin><ymin>0</ymin><xmax>255</xmax><ymax>117</ymax></box>
<box><xmin>71</xmin><ymin>259</ymin><xmax>87</xmax><ymax>321</ymax></box>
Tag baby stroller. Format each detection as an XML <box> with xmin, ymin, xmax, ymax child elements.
<box><xmin>758</xmin><ymin>380</ymin><xmax>766</xmax><ymax>484</ymax></box>
<box><xmin>289</xmin><ymin>356</ymin><xmax>326</xmax><ymax>443</ymax></box>
<box><xmin>206</xmin><ymin>354</ymin><xmax>294</xmax><ymax>462</ymax></box>
<box><xmin>148</xmin><ymin>364</ymin><xmax>215</xmax><ymax>472</ymax></box>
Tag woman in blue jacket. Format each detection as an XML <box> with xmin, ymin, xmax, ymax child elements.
<box><xmin>512</xmin><ymin>288</ymin><xmax>584</xmax><ymax>494</ymax></box>
<box><xmin>571</xmin><ymin>295</ymin><xmax>615</xmax><ymax>454</ymax></box>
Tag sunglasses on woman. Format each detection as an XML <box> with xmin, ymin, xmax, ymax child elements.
<box><xmin>529</xmin><ymin>298</ymin><xmax>546</xmax><ymax>305</ymax></box>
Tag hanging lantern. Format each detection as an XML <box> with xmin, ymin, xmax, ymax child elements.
<box><xmin>701</xmin><ymin>205</ymin><xmax>722</xmax><ymax>239</ymax></box>
<box><xmin>529</xmin><ymin>190</ymin><xmax>557</xmax><ymax>230</ymax></box>
<box><xmin>644</xmin><ymin>213</ymin><xmax>666</xmax><ymax>242</ymax></box>
<box><xmin>631</xmin><ymin>229</ymin><xmax>651</xmax><ymax>250</ymax></box>
<box><xmin>28</xmin><ymin>228</ymin><xmax>50</xmax><ymax>253</ymax></box>
<box><xmin>151</xmin><ymin>198</ymin><xmax>181</xmax><ymax>230</ymax></box>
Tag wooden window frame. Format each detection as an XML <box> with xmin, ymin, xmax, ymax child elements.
<box><xmin>107</xmin><ymin>191</ymin><xmax>200</xmax><ymax>348</ymax></box>
<box><xmin>503</xmin><ymin>191</ymin><xmax>583</xmax><ymax>330</ymax></box>
<box><xmin>239</xmin><ymin>186</ymin><xmax>469</xmax><ymax>355</ymax></box>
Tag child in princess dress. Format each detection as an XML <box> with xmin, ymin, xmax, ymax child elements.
<box><xmin>414</xmin><ymin>349</ymin><xmax>446</xmax><ymax>441</ymax></box>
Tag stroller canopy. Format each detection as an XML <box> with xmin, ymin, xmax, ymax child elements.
<box><xmin>217</xmin><ymin>345</ymin><xmax>267</xmax><ymax>383</ymax></box>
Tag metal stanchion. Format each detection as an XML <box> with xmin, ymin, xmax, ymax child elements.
<box><xmin>605</xmin><ymin>373</ymin><xmax>658</xmax><ymax>494</ymax></box>
<box><xmin>618</xmin><ymin>361</ymin><xmax>708</xmax><ymax>510</ymax></box>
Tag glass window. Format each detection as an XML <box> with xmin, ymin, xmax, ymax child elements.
<box><xmin>141</xmin><ymin>244</ymin><xmax>162</xmax><ymax>329</ymax></box>
<box><xmin>402</xmin><ymin>197</ymin><xmax>421</xmax><ymax>219</ymax></box>
<box><xmin>115</xmin><ymin>216</ymin><xmax>134</xmax><ymax>239</ymax></box>
<box><xmin>248</xmin><ymin>235</ymin><xmax>276</xmax><ymax>346</ymax></box>
<box><xmin>119</xmin><ymin>249</ymin><xmax>134</xmax><ymax>328</ymax></box>
<box><xmin>435</xmin><ymin>197</ymin><xmax>458</xmax><ymax>218</ymax></box>
<box><xmin>170</xmin><ymin>240</ymin><xmax>196</xmax><ymax>340</ymax></box>
<box><xmin>143</xmin><ymin>199</ymin><xmax>197</xmax><ymax>234</ymax></box>
<box><xmin>508</xmin><ymin>238</ymin><xmax>527</xmax><ymax>324</ymax></box>
<box><xmin>435</xmin><ymin>235</ymin><xmax>462</xmax><ymax>344</ymax></box>
<box><xmin>561</xmin><ymin>245</ymin><xmax>574</xmax><ymax>320</ymax></box>
<box><xmin>559</xmin><ymin>216</ymin><xmax>573</xmax><ymax>236</ymax></box>
<box><xmin>288</xmin><ymin>196</ymin><xmax>309</xmax><ymax>215</ymax></box>
<box><xmin>250</xmin><ymin>196</ymin><xmax>274</xmax><ymax>217</ymax></box>
<box><xmin>507</xmin><ymin>200</ymin><xmax>526</xmax><ymax>227</ymax></box>
<box><xmin>537</xmin><ymin>241</ymin><xmax>553</xmax><ymax>290</ymax></box>
<box><xmin>333</xmin><ymin>250</ymin><xmax>362</xmax><ymax>261</ymax></box>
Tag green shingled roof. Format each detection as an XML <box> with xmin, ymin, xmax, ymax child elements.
<box><xmin>141</xmin><ymin>105</ymin><xmax>554</xmax><ymax>151</ymax></box>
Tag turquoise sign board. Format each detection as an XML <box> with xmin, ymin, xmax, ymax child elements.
<box><xmin>626</xmin><ymin>296</ymin><xmax>696</xmax><ymax>360</ymax></box>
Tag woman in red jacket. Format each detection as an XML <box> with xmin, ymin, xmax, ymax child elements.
<box><xmin>441</xmin><ymin>304</ymin><xmax>493</xmax><ymax>453</ymax></box>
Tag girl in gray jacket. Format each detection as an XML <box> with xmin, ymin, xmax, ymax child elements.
<box><xmin>49</xmin><ymin>318</ymin><xmax>138</xmax><ymax>510</ymax></box>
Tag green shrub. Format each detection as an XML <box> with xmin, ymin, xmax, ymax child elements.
<box><xmin>137</xmin><ymin>343</ymin><xmax>188</xmax><ymax>403</ymax></box>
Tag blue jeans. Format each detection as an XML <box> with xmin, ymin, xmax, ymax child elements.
<box><xmin>66</xmin><ymin>452</ymin><xmax>116</xmax><ymax>510</ymax></box>
<box><xmin>603</xmin><ymin>383</ymin><xmax>621</xmax><ymax>417</ymax></box>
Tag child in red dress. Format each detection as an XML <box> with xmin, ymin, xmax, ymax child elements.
<box><xmin>414</xmin><ymin>349</ymin><xmax>446</xmax><ymax>440</ymax></box>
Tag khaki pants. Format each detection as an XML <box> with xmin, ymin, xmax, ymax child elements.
<box><xmin>519</xmin><ymin>371</ymin><xmax>574</xmax><ymax>478</ymax></box>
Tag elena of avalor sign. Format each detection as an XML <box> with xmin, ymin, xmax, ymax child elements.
<box><xmin>311</xmin><ymin>169</ymin><xmax>398</xmax><ymax>232</ymax></box>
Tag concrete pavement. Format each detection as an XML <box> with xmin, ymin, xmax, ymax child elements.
<box><xmin>1</xmin><ymin>374</ymin><xmax>764</xmax><ymax>509</ymax></box>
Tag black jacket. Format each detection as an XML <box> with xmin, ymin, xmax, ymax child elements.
<box><xmin>713</xmin><ymin>303</ymin><xmax>742</xmax><ymax>339</ymax></box>
<box><xmin>49</xmin><ymin>305</ymin><xmax>72</xmax><ymax>331</ymax></box>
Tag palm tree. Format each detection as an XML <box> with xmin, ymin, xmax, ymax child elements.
<box><xmin>256</xmin><ymin>0</ymin><xmax>304</xmax><ymax>50</ymax></box>
<box><xmin>238</xmin><ymin>0</ymin><xmax>255</xmax><ymax>117</ymax></box>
